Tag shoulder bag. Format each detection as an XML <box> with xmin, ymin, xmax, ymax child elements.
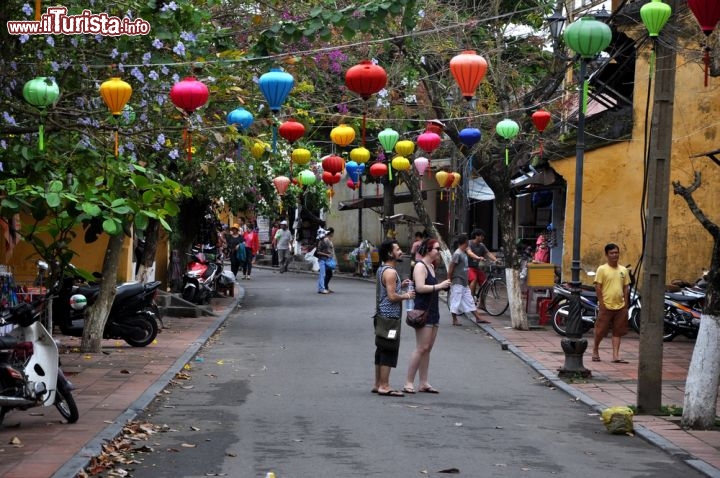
<box><xmin>405</xmin><ymin>262</ymin><xmax>431</xmax><ymax>329</ymax></box>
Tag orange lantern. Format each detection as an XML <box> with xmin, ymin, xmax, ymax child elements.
<box><xmin>449</xmin><ymin>50</ymin><xmax>488</xmax><ymax>101</ymax></box>
<box><xmin>99</xmin><ymin>77</ymin><xmax>132</xmax><ymax>158</ymax></box>
<box><xmin>330</xmin><ymin>124</ymin><xmax>356</xmax><ymax>147</ymax></box>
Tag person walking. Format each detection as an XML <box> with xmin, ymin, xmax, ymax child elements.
<box><xmin>373</xmin><ymin>239</ymin><xmax>414</xmax><ymax>397</ymax></box>
<box><xmin>448</xmin><ymin>234</ymin><xmax>490</xmax><ymax>326</ymax></box>
<box><xmin>274</xmin><ymin>220</ymin><xmax>293</xmax><ymax>273</ymax></box>
<box><xmin>226</xmin><ymin>224</ymin><xmax>245</xmax><ymax>280</ymax></box>
<box><xmin>270</xmin><ymin>221</ymin><xmax>280</xmax><ymax>267</ymax></box>
<box><xmin>315</xmin><ymin>227</ymin><xmax>336</xmax><ymax>293</ymax></box>
<box><xmin>242</xmin><ymin>224</ymin><xmax>260</xmax><ymax>280</ymax></box>
<box><xmin>591</xmin><ymin>243</ymin><xmax>631</xmax><ymax>363</ymax></box>
<box><xmin>403</xmin><ymin>238</ymin><xmax>451</xmax><ymax>394</ymax></box>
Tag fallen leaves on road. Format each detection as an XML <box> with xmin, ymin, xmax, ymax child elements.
<box><xmin>8</xmin><ymin>436</ymin><xmax>22</xmax><ymax>446</ymax></box>
<box><xmin>82</xmin><ymin>421</ymin><xmax>162</xmax><ymax>476</ymax></box>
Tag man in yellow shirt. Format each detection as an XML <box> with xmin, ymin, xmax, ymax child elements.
<box><xmin>592</xmin><ymin>243</ymin><xmax>631</xmax><ymax>363</ymax></box>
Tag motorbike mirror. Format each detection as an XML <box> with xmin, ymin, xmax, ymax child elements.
<box><xmin>36</xmin><ymin>260</ymin><xmax>49</xmax><ymax>270</ymax></box>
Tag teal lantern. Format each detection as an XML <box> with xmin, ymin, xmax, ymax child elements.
<box><xmin>641</xmin><ymin>0</ymin><xmax>672</xmax><ymax>78</ymax></box>
<box><xmin>23</xmin><ymin>76</ymin><xmax>60</xmax><ymax>151</ymax></box>
<box><xmin>563</xmin><ymin>16</ymin><xmax>612</xmax><ymax>59</ymax></box>
<box><xmin>495</xmin><ymin>119</ymin><xmax>519</xmax><ymax>166</ymax></box>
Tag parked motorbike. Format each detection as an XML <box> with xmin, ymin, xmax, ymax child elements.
<box><xmin>53</xmin><ymin>267</ymin><xmax>161</xmax><ymax>347</ymax></box>
<box><xmin>0</xmin><ymin>300</ymin><xmax>79</xmax><ymax>426</ymax></box>
<box><xmin>629</xmin><ymin>290</ymin><xmax>703</xmax><ymax>342</ymax></box>
<box><xmin>182</xmin><ymin>244</ymin><xmax>222</xmax><ymax>305</ymax></box>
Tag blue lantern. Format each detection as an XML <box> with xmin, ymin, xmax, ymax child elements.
<box><xmin>258</xmin><ymin>68</ymin><xmax>294</xmax><ymax>113</ymax></box>
<box><xmin>459</xmin><ymin>127</ymin><xmax>482</xmax><ymax>147</ymax></box>
<box><xmin>227</xmin><ymin>107</ymin><xmax>254</xmax><ymax>130</ymax></box>
<box><xmin>345</xmin><ymin>161</ymin><xmax>361</xmax><ymax>183</ymax></box>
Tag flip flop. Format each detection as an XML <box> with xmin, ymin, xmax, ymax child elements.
<box><xmin>418</xmin><ymin>387</ymin><xmax>439</xmax><ymax>394</ymax></box>
<box><xmin>592</xmin><ymin>356</ymin><xmax>601</xmax><ymax>362</ymax></box>
<box><xmin>371</xmin><ymin>388</ymin><xmax>378</xmax><ymax>394</ymax></box>
<box><xmin>377</xmin><ymin>390</ymin><xmax>404</xmax><ymax>397</ymax></box>
<box><xmin>402</xmin><ymin>387</ymin><xmax>416</xmax><ymax>394</ymax></box>
<box><xmin>476</xmin><ymin>319</ymin><xmax>491</xmax><ymax>324</ymax></box>
<box><xmin>452</xmin><ymin>322</ymin><xmax>462</xmax><ymax>326</ymax></box>
<box><xmin>612</xmin><ymin>359</ymin><xmax>629</xmax><ymax>364</ymax></box>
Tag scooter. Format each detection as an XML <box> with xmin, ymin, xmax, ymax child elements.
<box><xmin>53</xmin><ymin>267</ymin><xmax>161</xmax><ymax>347</ymax></box>
<box><xmin>629</xmin><ymin>291</ymin><xmax>702</xmax><ymax>342</ymax></box>
<box><xmin>182</xmin><ymin>245</ymin><xmax>222</xmax><ymax>305</ymax></box>
<box><xmin>0</xmin><ymin>300</ymin><xmax>79</xmax><ymax>426</ymax></box>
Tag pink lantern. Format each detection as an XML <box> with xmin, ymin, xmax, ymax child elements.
<box><xmin>417</xmin><ymin>131</ymin><xmax>441</xmax><ymax>154</ymax></box>
<box><xmin>273</xmin><ymin>175</ymin><xmax>291</xmax><ymax>196</ymax></box>
<box><xmin>170</xmin><ymin>76</ymin><xmax>209</xmax><ymax>162</ymax></box>
<box><xmin>413</xmin><ymin>156</ymin><xmax>430</xmax><ymax>175</ymax></box>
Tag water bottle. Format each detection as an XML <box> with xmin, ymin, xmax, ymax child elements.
<box><xmin>405</xmin><ymin>281</ymin><xmax>415</xmax><ymax>310</ymax></box>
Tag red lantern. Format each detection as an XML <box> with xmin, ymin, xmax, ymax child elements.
<box><xmin>345</xmin><ymin>60</ymin><xmax>387</xmax><ymax>99</ymax></box>
<box><xmin>531</xmin><ymin>109</ymin><xmax>551</xmax><ymax>133</ymax></box>
<box><xmin>369</xmin><ymin>161</ymin><xmax>388</xmax><ymax>178</ymax></box>
<box><xmin>279</xmin><ymin>119</ymin><xmax>305</xmax><ymax>143</ymax></box>
<box><xmin>170</xmin><ymin>76</ymin><xmax>209</xmax><ymax>161</ymax></box>
<box><xmin>449</xmin><ymin>50</ymin><xmax>488</xmax><ymax>100</ymax></box>
<box><xmin>346</xmin><ymin>179</ymin><xmax>358</xmax><ymax>190</ymax></box>
<box><xmin>345</xmin><ymin>60</ymin><xmax>388</xmax><ymax>146</ymax></box>
<box><xmin>417</xmin><ymin>131</ymin><xmax>442</xmax><ymax>154</ymax></box>
<box><xmin>688</xmin><ymin>0</ymin><xmax>720</xmax><ymax>86</ymax></box>
<box><xmin>531</xmin><ymin>109</ymin><xmax>552</xmax><ymax>158</ymax></box>
<box><xmin>322</xmin><ymin>155</ymin><xmax>345</xmax><ymax>174</ymax></box>
<box><xmin>322</xmin><ymin>171</ymin><xmax>342</xmax><ymax>185</ymax></box>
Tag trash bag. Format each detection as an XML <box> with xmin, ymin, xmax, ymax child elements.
<box><xmin>601</xmin><ymin>406</ymin><xmax>634</xmax><ymax>435</ymax></box>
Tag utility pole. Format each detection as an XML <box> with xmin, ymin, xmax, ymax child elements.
<box><xmin>637</xmin><ymin>0</ymin><xmax>678</xmax><ymax>413</ymax></box>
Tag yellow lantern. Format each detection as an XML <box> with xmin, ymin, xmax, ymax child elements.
<box><xmin>99</xmin><ymin>77</ymin><xmax>132</xmax><ymax>115</ymax></box>
<box><xmin>350</xmin><ymin>146</ymin><xmax>371</xmax><ymax>164</ymax></box>
<box><xmin>435</xmin><ymin>170</ymin><xmax>448</xmax><ymax>188</ymax></box>
<box><xmin>99</xmin><ymin>77</ymin><xmax>132</xmax><ymax>157</ymax></box>
<box><xmin>330</xmin><ymin>123</ymin><xmax>356</xmax><ymax>147</ymax></box>
<box><xmin>394</xmin><ymin>140</ymin><xmax>415</xmax><ymax>157</ymax></box>
<box><xmin>251</xmin><ymin>141</ymin><xmax>269</xmax><ymax>159</ymax></box>
<box><xmin>391</xmin><ymin>156</ymin><xmax>411</xmax><ymax>171</ymax></box>
<box><xmin>291</xmin><ymin>148</ymin><xmax>311</xmax><ymax>166</ymax></box>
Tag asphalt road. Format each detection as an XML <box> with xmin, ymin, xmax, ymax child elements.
<box><xmin>126</xmin><ymin>268</ymin><xmax>704</xmax><ymax>478</ymax></box>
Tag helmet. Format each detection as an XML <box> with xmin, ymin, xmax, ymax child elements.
<box><xmin>70</xmin><ymin>294</ymin><xmax>88</xmax><ymax>310</ymax></box>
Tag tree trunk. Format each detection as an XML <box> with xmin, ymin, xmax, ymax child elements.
<box><xmin>80</xmin><ymin>233</ymin><xmax>124</xmax><ymax>353</ymax></box>
<box><xmin>506</xmin><ymin>268</ymin><xmax>528</xmax><ymax>330</ymax></box>
<box><xmin>135</xmin><ymin>219</ymin><xmax>160</xmax><ymax>283</ymax></box>
<box><xmin>674</xmin><ymin>172</ymin><xmax>720</xmax><ymax>428</ymax></box>
<box><xmin>681</xmin><ymin>314</ymin><xmax>720</xmax><ymax>429</ymax></box>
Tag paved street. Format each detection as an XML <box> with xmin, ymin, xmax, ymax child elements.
<box><xmin>123</xmin><ymin>268</ymin><xmax>705</xmax><ymax>477</ymax></box>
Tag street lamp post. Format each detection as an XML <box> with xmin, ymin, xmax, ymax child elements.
<box><xmin>550</xmin><ymin>14</ymin><xmax>612</xmax><ymax>377</ymax></box>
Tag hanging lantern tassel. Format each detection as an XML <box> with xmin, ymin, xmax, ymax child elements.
<box><xmin>703</xmin><ymin>44</ymin><xmax>711</xmax><ymax>87</ymax></box>
<box><xmin>649</xmin><ymin>39</ymin><xmax>657</xmax><ymax>80</ymax></box>
<box><xmin>114</xmin><ymin>127</ymin><xmax>119</xmax><ymax>158</ymax></box>
<box><xmin>505</xmin><ymin>144</ymin><xmax>510</xmax><ymax>166</ymax></box>
<box><xmin>582</xmin><ymin>76</ymin><xmax>590</xmax><ymax>115</ymax></box>
<box><xmin>38</xmin><ymin>121</ymin><xmax>44</xmax><ymax>151</ymax></box>
<box><xmin>539</xmin><ymin>136</ymin><xmax>544</xmax><ymax>159</ymax></box>
<box><xmin>272</xmin><ymin>122</ymin><xmax>278</xmax><ymax>154</ymax></box>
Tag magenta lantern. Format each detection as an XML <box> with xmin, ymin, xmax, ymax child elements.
<box><xmin>170</xmin><ymin>77</ymin><xmax>209</xmax><ymax>161</ymax></box>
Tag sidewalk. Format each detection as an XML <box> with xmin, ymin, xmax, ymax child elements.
<box><xmin>0</xmin><ymin>272</ymin><xmax>718</xmax><ymax>478</ymax></box>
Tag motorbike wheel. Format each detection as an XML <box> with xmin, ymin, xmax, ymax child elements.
<box><xmin>630</xmin><ymin>311</ymin><xmax>677</xmax><ymax>341</ymax></box>
<box><xmin>54</xmin><ymin>385</ymin><xmax>79</xmax><ymax>423</ymax></box>
<box><xmin>123</xmin><ymin>315</ymin><xmax>159</xmax><ymax>347</ymax></box>
<box><xmin>552</xmin><ymin>305</ymin><xmax>569</xmax><ymax>336</ymax></box>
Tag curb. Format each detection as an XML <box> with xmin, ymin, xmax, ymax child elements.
<box><xmin>478</xmin><ymin>321</ymin><xmax>720</xmax><ymax>478</ymax></box>
<box><xmin>50</xmin><ymin>289</ymin><xmax>245</xmax><ymax>478</ymax></box>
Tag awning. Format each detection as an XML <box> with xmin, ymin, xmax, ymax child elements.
<box><xmin>338</xmin><ymin>191</ymin><xmax>427</xmax><ymax>211</ymax></box>
<box><xmin>468</xmin><ymin>177</ymin><xmax>495</xmax><ymax>202</ymax></box>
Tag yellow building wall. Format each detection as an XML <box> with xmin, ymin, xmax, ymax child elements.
<box><xmin>552</xmin><ymin>48</ymin><xmax>720</xmax><ymax>285</ymax></box>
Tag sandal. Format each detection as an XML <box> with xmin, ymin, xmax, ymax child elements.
<box><xmin>402</xmin><ymin>386</ymin><xmax>416</xmax><ymax>394</ymax></box>
<box><xmin>418</xmin><ymin>386</ymin><xmax>439</xmax><ymax>394</ymax></box>
<box><xmin>377</xmin><ymin>390</ymin><xmax>405</xmax><ymax>397</ymax></box>
<box><xmin>592</xmin><ymin>356</ymin><xmax>601</xmax><ymax>362</ymax></box>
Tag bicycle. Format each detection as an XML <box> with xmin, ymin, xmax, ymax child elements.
<box><xmin>473</xmin><ymin>263</ymin><xmax>509</xmax><ymax>316</ymax></box>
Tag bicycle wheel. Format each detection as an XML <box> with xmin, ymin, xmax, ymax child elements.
<box><xmin>481</xmin><ymin>279</ymin><xmax>509</xmax><ymax>316</ymax></box>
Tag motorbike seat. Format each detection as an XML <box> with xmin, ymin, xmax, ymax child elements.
<box><xmin>580</xmin><ymin>290</ymin><xmax>597</xmax><ymax>299</ymax></box>
<box><xmin>74</xmin><ymin>284</ymin><xmax>99</xmax><ymax>297</ymax></box>
<box><xmin>665</xmin><ymin>292</ymin><xmax>700</xmax><ymax>302</ymax></box>
<box><xmin>115</xmin><ymin>281</ymin><xmax>145</xmax><ymax>301</ymax></box>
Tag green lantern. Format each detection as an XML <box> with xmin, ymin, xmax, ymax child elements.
<box><xmin>641</xmin><ymin>0</ymin><xmax>672</xmax><ymax>78</ymax></box>
<box><xmin>563</xmin><ymin>16</ymin><xmax>612</xmax><ymax>59</ymax></box>
<box><xmin>640</xmin><ymin>0</ymin><xmax>672</xmax><ymax>37</ymax></box>
<box><xmin>23</xmin><ymin>77</ymin><xmax>60</xmax><ymax>151</ymax></box>
<box><xmin>495</xmin><ymin>119</ymin><xmax>519</xmax><ymax>166</ymax></box>
<box><xmin>298</xmin><ymin>169</ymin><xmax>316</xmax><ymax>186</ymax></box>
<box><xmin>377</xmin><ymin>128</ymin><xmax>399</xmax><ymax>153</ymax></box>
